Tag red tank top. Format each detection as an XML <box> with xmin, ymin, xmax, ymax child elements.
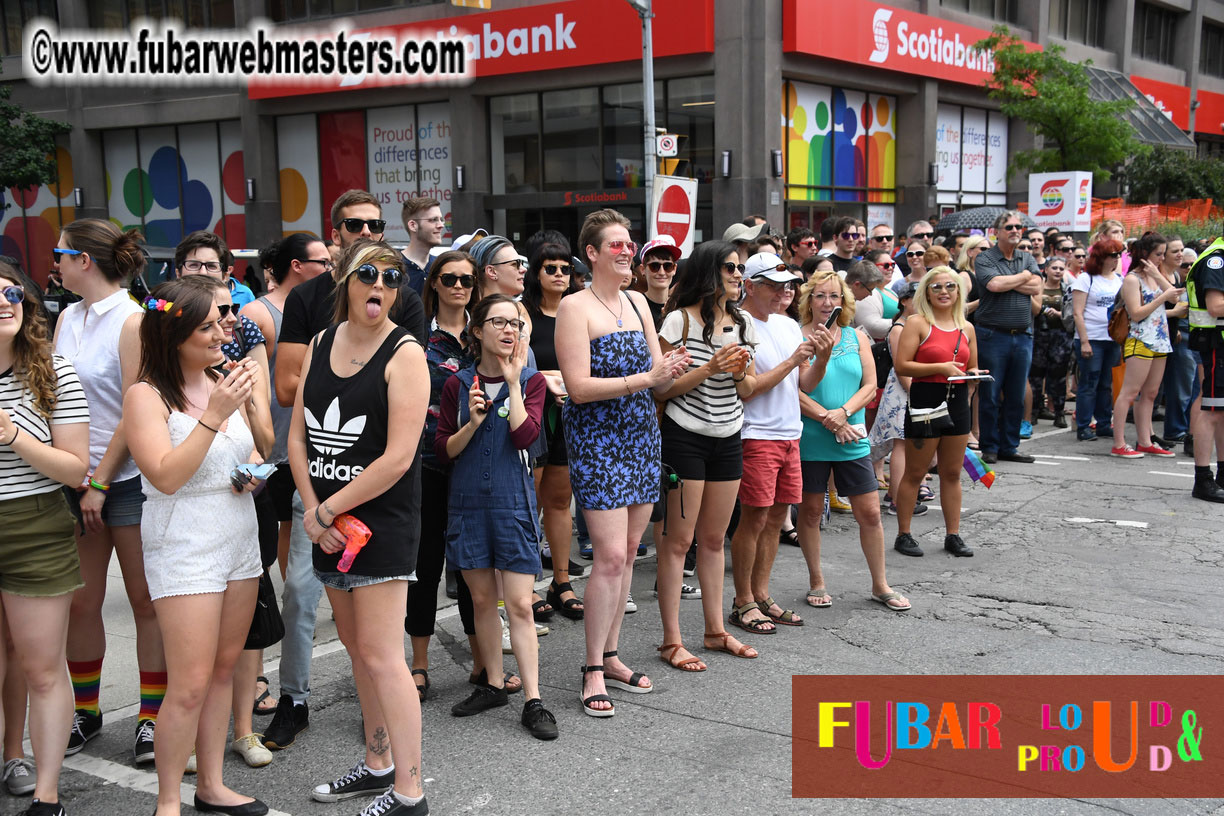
<box><xmin>914</xmin><ymin>324</ymin><xmax>969</xmax><ymax>383</ymax></box>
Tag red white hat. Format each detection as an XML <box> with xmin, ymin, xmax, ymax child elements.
<box><xmin>639</xmin><ymin>234</ymin><xmax>682</xmax><ymax>261</ymax></box>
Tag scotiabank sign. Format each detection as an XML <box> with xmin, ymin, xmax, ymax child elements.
<box><xmin>249</xmin><ymin>0</ymin><xmax>712</xmax><ymax>99</ymax></box>
<box><xmin>783</xmin><ymin>0</ymin><xmax>1038</xmax><ymax>87</ymax></box>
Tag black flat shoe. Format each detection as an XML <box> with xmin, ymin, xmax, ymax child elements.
<box><xmin>192</xmin><ymin>795</ymin><xmax>269</xmax><ymax>816</ymax></box>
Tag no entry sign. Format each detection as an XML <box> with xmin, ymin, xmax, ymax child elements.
<box><xmin>651</xmin><ymin>175</ymin><xmax>698</xmax><ymax>256</ymax></box>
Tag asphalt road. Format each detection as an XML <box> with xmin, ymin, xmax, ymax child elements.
<box><xmin>6</xmin><ymin>422</ymin><xmax>1223</xmax><ymax>816</ymax></box>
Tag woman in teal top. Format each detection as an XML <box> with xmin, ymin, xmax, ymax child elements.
<box><xmin>795</xmin><ymin>271</ymin><xmax>911</xmax><ymax>612</ymax></box>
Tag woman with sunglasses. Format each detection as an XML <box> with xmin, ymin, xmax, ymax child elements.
<box><xmin>292</xmin><ymin>241</ymin><xmax>428</xmax><ymax>815</ymax></box>
<box><xmin>556</xmin><ymin>209</ymin><xmax>689</xmax><ymax>715</ymax></box>
<box><xmin>891</xmin><ymin>267</ymin><xmax>982</xmax><ymax>561</ymax></box>
<box><xmin>0</xmin><ymin>262</ymin><xmax>91</xmax><ymax>815</ymax></box>
<box><xmin>434</xmin><ymin>294</ymin><xmax>557</xmax><ymax>740</ymax></box>
<box><xmin>52</xmin><ymin>219</ymin><xmax>165</xmax><ymax>763</ymax></box>
<box><xmin>1071</xmin><ymin>240</ymin><xmax>1125</xmax><ymax>441</ymax></box>
<box><xmin>409</xmin><ymin>251</ymin><xmax>518</xmax><ymax>702</ymax></box>
<box><xmin>521</xmin><ymin>244</ymin><xmax>586</xmax><ymax>626</ymax></box>
<box><xmin>890</xmin><ymin>241</ymin><xmax>928</xmax><ymax>295</ymax></box>
<box><xmin>124</xmin><ymin>275</ymin><xmax>267</xmax><ymax>816</ymax></box>
<box><xmin>655</xmin><ymin>240</ymin><xmax>762</xmax><ymax>670</ymax></box>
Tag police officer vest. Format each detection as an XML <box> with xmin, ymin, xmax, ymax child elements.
<box><xmin>1187</xmin><ymin>237</ymin><xmax>1224</xmax><ymax>343</ymax></box>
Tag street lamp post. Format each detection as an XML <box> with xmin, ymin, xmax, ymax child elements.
<box><xmin>626</xmin><ymin>0</ymin><xmax>655</xmax><ymax>235</ymax></box>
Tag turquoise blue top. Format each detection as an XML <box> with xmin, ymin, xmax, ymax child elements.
<box><xmin>800</xmin><ymin>326</ymin><xmax>870</xmax><ymax>462</ymax></box>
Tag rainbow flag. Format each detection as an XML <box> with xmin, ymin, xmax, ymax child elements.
<box><xmin>963</xmin><ymin>448</ymin><xmax>996</xmax><ymax>488</ymax></box>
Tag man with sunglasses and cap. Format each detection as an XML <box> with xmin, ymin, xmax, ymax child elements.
<box><xmin>974</xmin><ymin>210</ymin><xmax>1043</xmax><ymax>465</ymax></box>
<box><xmin>261</xmin><ymin>190</ymin><xmax>426</xmax><ymax>755</ymax></box>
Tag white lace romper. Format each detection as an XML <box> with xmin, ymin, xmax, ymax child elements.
<box><xmin>140</xmin><ymin>410</ymin><xmax>261</xmax><ymax>600</ymax></box>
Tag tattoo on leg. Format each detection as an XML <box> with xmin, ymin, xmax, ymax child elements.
<box><xmin>913</xmin><ymin>437</ymin><xmax>925</xmax><ymax>450</ymax></box>
<box><xmin>368</xmin><ymin>727</ymin><xmax>389</xmax><ymax>756</ymax></box>
<box><xmin>407</xmin><ymin>765</ymin><xmax>418</xmax><ymax>781</ymax></box>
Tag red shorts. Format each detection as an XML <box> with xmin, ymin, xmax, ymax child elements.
<box><xmin>738</xmin><ymin>439</ymin><xmax>802</xmax><ymax>507</ymax></box>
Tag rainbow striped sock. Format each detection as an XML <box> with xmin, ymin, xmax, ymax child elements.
<box><xmin>138</xmin><ymin>671</ymin><xmax>168</xmax><ymax>722</ymax></box>
<box><xmin>68</xmin><ymin>658</ymin><xmax>103</xmax><ymax>715</ymax></box>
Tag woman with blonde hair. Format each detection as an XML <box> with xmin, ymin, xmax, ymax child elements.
<box><xmin>892</xmin><ymin>267</ymin><xmax>984</xmax><ymax>559</ymax></box>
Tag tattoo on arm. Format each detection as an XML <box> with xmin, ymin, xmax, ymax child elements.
<box><xmin>368</xmin><ymin>726</ymin><xmax>389</xmax><ymax>756</ymax></box>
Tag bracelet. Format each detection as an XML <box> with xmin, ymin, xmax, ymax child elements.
<box><xmin>197</xmin><ymin>419</ymin><xmax>219</xmax><ymax>434</ymax></box>
<box><xmin>623</xmin><ymin>375</ymin><xmax>632</xmax><ymax>395</ymax></box>
<box><xmin>314</xmin><ymin>505</ymin><xmax>332</xmax><ymax>529</ymax></box>
<box><xmin>3</xmin><ymin>426</ymin><xmax>18</xmax><ymax>446</ymax></box>
<box><xmin>732</xmin><ymin>374</ymin><xmax>746</xmax><ymax>382</ymax></box>
<box><xmin>88</xmin><ymin>478</ymin><xmax>110</xmax><ymax>493</ymax></box>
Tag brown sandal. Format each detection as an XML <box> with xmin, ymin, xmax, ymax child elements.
<box><xmin>703</xmin><ymin>631</ymin><xmax>758</xmax><ymax>659</ymax></box>
<box><xmin>657</xmin><ymin>642</ymin><xmax>706</xmax><ymax>672</ymax></box>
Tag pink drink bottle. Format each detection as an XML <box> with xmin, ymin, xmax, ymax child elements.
<box><xmin>333</xmin><ymin>514</ymin><xmax>372</xmax><ymax>573</ymax></box>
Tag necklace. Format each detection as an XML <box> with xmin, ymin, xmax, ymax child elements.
<box><xmin>592</xmin><ymin>289</ymin><xmax>625</xmax><ymax>328</ymax></box>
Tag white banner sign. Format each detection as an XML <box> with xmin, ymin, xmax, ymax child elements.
<box><xmin>1028</xmin><ymin>171</ymin><xmax>1093</xmax><ymax>232</ymax></box>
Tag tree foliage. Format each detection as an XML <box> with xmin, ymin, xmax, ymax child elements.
<box><xmin>975</xmin><ymin>26</ymin><xmax>1144</xmax><ymax>182</ymax></box>
<box><xmin>0</xmin><ymin>62</ymin><xmax>73</xmax><ymax>195</ymax></box>
<box><xmin>1119</xmin><ymin>145</ymin><xmax>1224</xmax><ymax>204</ymax></box>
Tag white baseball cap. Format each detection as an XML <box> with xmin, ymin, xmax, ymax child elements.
<box><xmin>744</xmin><ymin>252</ymin><xmax>800</xmax><ymax>283</ymax></box>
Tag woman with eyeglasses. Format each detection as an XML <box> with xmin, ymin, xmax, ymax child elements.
<box><xmin>795</xmin><ymin>270</ymin><xmax>910</xmax><ymax>610</ymax></box>
<box><xmin>654</xmin><ymin>240</ymin><xmax>762</xmax><ymax>670</ymax></box>
<box><xmin>124</xmin><ymin>275</ymin><xmax>267</xmax><ymax>816</ymax></box>
<box><xmin>891</xmin><ymin>267</ymin><xmax>982</xmax><ymax>560</ymax></box>
<box><xmin>556</xmin><ymin>209</ymin><xmax>689</xmax><ymax>715</ymax></box>
<box><xmin>291</xmin><ymin>240</ymin><xmax>430</xmax><ymax>814</ymax></box>
<box><xmin>1110</xmin><ymin>233</ymin><xmax>1184</xmax><ymax>458</ymax></box>
<box><xmin>434</xmin><ymin>293</ymin><xmax>558</xmax><ymax>740</ymax></box>
<box><xmin>0</xmin><ymin>261</ymin><xmax>91</xmax><ymax>815</ymax></box>
<box><xmin>1071</xmin><ymin>240</ymin><xmax>1125</xmax><ymax>441</ymax></box>
<box><xmin>52</xmin><ymin>219</ymin><xmax>165</xmax><ymax>763</ymax></box>
<box><xmin>890</xmin><ymin>241</ymin><xmax>928</xmax><ymax>295</ymax></box>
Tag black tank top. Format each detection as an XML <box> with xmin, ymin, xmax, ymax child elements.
<box><xmin>529</xmin><ymin>312</ymin><xmax>559</xmax><ymax>371</ymax></box>
<box><xmin>304</xmin><ymin>325</ymin><xmax>421</xmax><ymax>577</ymax></box>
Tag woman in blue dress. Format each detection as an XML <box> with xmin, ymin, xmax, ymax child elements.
<box><xmin>555</xmin><ymin>209</ymin><xmax>689</xmax><ymax>717</ymax></box>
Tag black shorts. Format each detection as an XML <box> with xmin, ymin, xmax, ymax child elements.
<box><xmin>800</xmin><ymin>456</ymin><xmax>877</xmax><ymax>498</ymax></box>
<box><xmin>534</xmin><ymin>403</ymin><xmax>569</xmax><ymax>468</ymax></box>
<box><xmin>660</xmin><ymin>415</ymin><xmax>743</xmax><ymax>482</ymax></box>
<box><xmin>1203</xmin><ymin>347</ymin><xmax>1224</xmax><ymax>412</ymax></box>
<box><xmin>265</xmin><ymin>466</ymin><xmax>295</xmax><ymax>522</ymax></box>
<box><xmin>904</xmin><ymin>381</ymin><xmax>972</xmax><ymax>437</ymax></box>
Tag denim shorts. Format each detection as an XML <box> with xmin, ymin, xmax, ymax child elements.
<box><xmin>64</xmin><ymin>475</ymin><xmax>146</xmax><ymax>528</ymax></box>
<box><xmin>314</xmin><ymin>570</ymin><xmax>414</xmax><ymax>592</ymax></box>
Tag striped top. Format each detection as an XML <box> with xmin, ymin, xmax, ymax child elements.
<box><xmin>0</xmin><ymin>356</ymin><xmax>90</xmax><ymax>500</ymax></box>
<box><xmin>658</xmin><ymin>308</ymin><xmax>757</xmax><ymax>438</ymax></box>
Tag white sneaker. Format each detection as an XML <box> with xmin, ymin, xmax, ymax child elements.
<box><xmin>501</xmin><ymin>616</ymin><xmax>513</xmax><ymax>654</ymax></box>
<box><xmin>230</xmin><ymin>733</ymin><xmax>273</xmax><ymax>768</ymax></box>
<box><xmin>624</xmin><ymin>593</ymin><xmax>637</xmax><ymax>614</ymax></box>
<box><xmin>3</xmin><ymin>757</ymin><xmax>36</xmax><ymax>795</ymax></box>
<box><xmin>535</xmin><ymin>621</ymin><xmax>549</xmax><ymax>637</ymax></box>
<box><xmin>680</xmin><ymin>583</ymin><xmax>702</xmax><ymax>600</ymax></box>
<box><xmin>184</xmin><ymin>750</ymin><xmax>197</xmax><ymax>774</ymax></box>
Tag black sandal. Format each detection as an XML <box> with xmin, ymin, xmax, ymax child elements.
<box><xmin>411</xmin><ymin>668</ymin><xmax>430</xmax><ymax>702</ymax></box>
<box><xmin>601</xmin><ymin>650</ymin><xmax>652</xmax><ymax>694</ymax></box>
<box><xmin>253</xmin><ymin>676</ymin><xmax>276</xmax><ymax>715</ymax></box>
<box><xmin>580</xmin><ymin>665</ymin><xmax>614</xmax><ymax>717</ymax></box>
<box><xmin>531</xmin><ymin>594</ymin><xmax>555</xmax><ymax>622</ymax></box>
<box><xmin>547</xmin><ymin>581</ymin><xmax>584</xmax><ymax>621</ymax></box>
<box><xmin>779</xmin><ymin>528</ymin><xmax>799</xmax><ymax>547</ymax></box>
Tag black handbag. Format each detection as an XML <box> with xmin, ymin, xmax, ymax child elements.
<box><xmin>244</xmin><ymin>568</ymin><xmax>285</xmax><ymax>650</ymax></box>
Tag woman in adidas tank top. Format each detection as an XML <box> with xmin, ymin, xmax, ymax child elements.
<box><xmin>291</xmin><ymin>240</ymin><xmax>429</xmax><ymax>816</ymax></box>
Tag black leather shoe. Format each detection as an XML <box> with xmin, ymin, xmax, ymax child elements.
<box><xmin>998</xmin><ymin>452</ymin><xmax>1035</xmax><ymax>463</ymax></box>
<box><xmin>894</xmin><ymin>533</ymin><xmax>923</xmax><ymax>557</ymax></box>
<box><xmin>944</xmin><ymin>534</ymin><xmax>974</xmax><ymax>557</ymax></box>
<box><xmin>192</xmin><ymin>795</ymin><xmax>269</xmax><ymax>816</ymax></box>
<box><xmin>1192</xmin><ymin>478</ymin><xmax>1224</xmax><ymax>503</ymax></box>
<box><xmin>981</xmin><ymin>452</ymin><xmax>998</xmax><ymax>464</ymax></box>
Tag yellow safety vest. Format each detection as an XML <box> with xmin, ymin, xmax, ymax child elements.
<box><xmin>1187</xmin><ymin>237</ymin><xmax>1224</xmax><ymax>335</ymax></box>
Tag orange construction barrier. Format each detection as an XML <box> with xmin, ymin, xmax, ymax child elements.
<box><xmin>1017</xmin><ymin>198</ymin><xmax>1222</xmax><ymax>232</ymax></box>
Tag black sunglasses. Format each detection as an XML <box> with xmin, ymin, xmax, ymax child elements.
<box><xmin>1000</xmin><ymin>224</ymin><xmax>1025</xmax><ymax>231</ymax></box>
<box><xmin>644</xmin><ymin>261</ymin><xmax>676</xmax><ymax>273</ymax></box>
<box><xmin>1107</xmin><ymin>252</ymin><xmax>1123</xmax><ymax>258</ymax></box>
<box><xmin>872</xmin><ymin>234</ymin><xmax>894</xmax><ymax>242</ymax></box>
<box><xmin>339</xmin><ymin>218</ymin><xmax>387</xmax><ymax>234</ymax></box>
<box><xmin>353</xmin><ymin>263</ymin><xmax>404</xmax><ymax>288</ymax></box>
<box><xmin>721</xmin><ymin>262</ymin><xmax>747</xmax><ymax>274</ymax></box>
<box><xmin>1181</xmin><ymin>262</ymin><xmax>1192</xmax><ymax>269</ymax></box>
<box><xmin>906</xmin><ymin>251</ymin><xmax>924</xmax><ymax>258</ymax></box>
<box><xmin>216</xmin><ymin>304</ymin><xmax>234</xmax><ymax>319</ymax></box>
<box><xmin>911</xmin><ymin>231</ymin><xmax>934</xmax><ymax>239</ymax></box>
<box><xmin>541</xmin><ymin>264</ymin><xmax>574</xmax><ymax>276</ymax></box>
<box><xmin>438</xmin><ymin>272</ymin><xmax>474</xmax><ymax>289</ymax></box>
<box><xmin>1073</xmin><ymin>253</ymin><xmax>1086</xmax><ymax>259</ymax></box>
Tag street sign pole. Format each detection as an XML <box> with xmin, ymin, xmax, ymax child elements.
<box><xmin>627</xmin><ymin>0</ymin><xmax>656</xmax><ymax>235</ymax></box>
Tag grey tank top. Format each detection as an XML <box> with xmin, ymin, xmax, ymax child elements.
<box><xmin>257</xmin><ymin>295</ymin><xmax>292</xmax><ymax>465</ymax></box>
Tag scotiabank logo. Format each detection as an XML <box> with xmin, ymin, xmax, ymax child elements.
<box><xmin>439</xmin><ymin>13</ymin><xmax>577</xmax><ymax>61</ymax></box>
<box><xmin>1035</xmin><ymin>180</ymin><xmax>1067</xmax><ymax>217</ymax></box>
<box><xmin>1077</xmin><ymin>179</ymin><xmax>1091</xmax><ymax>216</ymax></box>
<box><xmin>868</xmin><ymin>9</ymin><xmax>892</xmax><ymax>63</ymax></box>
<box><xmin>562</xmin><ymin>190</ymin><xmax>629</xmax><ymax>207</ymax></box>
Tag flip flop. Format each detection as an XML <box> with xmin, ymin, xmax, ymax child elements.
<box><xmin>805</xmin><ymin>588</ymin><xmax>833</xmax><ymax>608</ymax></box>
<box><xmin>871</xmin><ymin>591</ymin><xmax>912</xmax><ymax>612</ymax></box>
<box><xmin>253</xmin><ymin>676</ymin><xmax>276</xmax><ymax>715</ymax></box>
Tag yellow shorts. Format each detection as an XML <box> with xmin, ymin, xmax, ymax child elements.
<box><xmin>1122</xmin><ymin>337</ymin><xmax>1167</xmax><ymax>360</ymax></box>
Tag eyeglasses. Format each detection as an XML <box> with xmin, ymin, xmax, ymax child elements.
<box><xmin>877</xmin><ymin>261</ymin><xmax>896</xmax><ymax>271</ymax></box>
<box><xmin>906</xmin><ymin>251</ymin><xmax>924</xmax><ymax>258</ymax></box>
<box><xmin>927</xmin><ymin>282</ymin><xmax>958</xmax><ymax>293</ymax></box>
<box><xmin>799</xmin><ymin>239</ymin><xmax>818</xmax><ymax>248</ymax></box>
<box><xmin>182</xmin><ymin>259</ymin><xmax>223</xmax><ymax>273</ymax></box>
<box><xmin>302</xmin><ymin>258</ymin><xmax>336</xmax><ymax>273</ymax></box>
<box><xmin>53</xmin><ymin>247</ymin><xmax>82</xmax><ymax>264</ymax></box>
<box><xmin>491</xmin><ymin>257</ymin><xmax>527</xmax><ymax>270</ymax></box>
<box><xmin>604</xmin><ymin>240</ymin><xmax>638</xmax><ymax>256</ymax></box>
<box><xmin>339</xmin><ymin>218</ymin><xmax>387</xmax><ymax>234</ymax></box>
<box><xmin>911</xmin><ymin>231</ymin><xmax>934</xmax><ymax>240</ymax></box>
<box><xmin>644</xmin><ymin>261</ymin><xmax>675</xmax><ymax>274</ymax></box>
<box><xmin>541</xmin><ymin>264</ymin><xmax>575</xmax><ymax>276</ymax></box>
<box><xmin>2</xmin><ymin>285</ymin><xmax>25</xmax><ymax>304</ymax></box>
<box><xmin>757</xmin><ymin>279</ymin><xmax>797</xmax><ymax>291</ymax></box>
<box><xmin>353</xmin><ymin>263</ymin><xmax>404</xmax><ymax>288</ymax></box>
<box><xmin>412</xmin><ymin>216</ymin><xmax>444</xmax><ymax>225</ymax></box>
<box><xmin>216</xmin><ymin>304</ymin><xmax>235</xmax><ymax>319</ymax></box>
<box><xmin>721</xmin><ymin>262</ymin><xmax>747</xmax><ymax>274</ymax></box>
<box><xmin>1000</xmin><ymin>224</ymin><xmax>1025</xmax><ymax>231</ymax></box>
<box><xmin>438</xmin><ymin>273</ymin><xmax>475</xmax><ymax>289</ymax></box>
<box><xmin>484</xmin><ymin>316</ymin><xmax>526</xmax><ymax>332</ymax></box>
<box><xmin>872</xmin><ymin>234</ymin><xmax>894</xmax><ymax>242</ymax></box>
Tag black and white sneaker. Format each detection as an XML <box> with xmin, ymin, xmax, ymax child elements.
<box><xmin>682</xmin><ymin>543</ymin><xmax>697</xmax><ymax>577</ymax></box>
<box><xmin>311</xmin><ymin>761</ymin><xmax>395</xmax><ymax>802</ymax></box>
<box><xmin>64</xmin><ymin>710</ymin><xmax>101</xmax><ymax>756</ymax></box>
<box><xmin>133</xmin><ymin>719</ymin><xmax>156</xmax><ymax>764</ymax></box>
<box><xmin>680</xmin><ymin>582</ymin><xmax>702</xmax><ymax>600</ymax></box>
<box><xmin>357</xmin><ymin>790</ymin><xmax>428</xmax><ymax>816</ymax></box>
<box><xmin>20</xmin><ymin>799</ymin><xmax>67</xmax><ymax>816</ymax></box>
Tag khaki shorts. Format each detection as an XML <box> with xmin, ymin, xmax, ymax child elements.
<box><xmin>0</xmin><ymin>491</ymin><xmax>83</xmax><ymax>597</ymax></box>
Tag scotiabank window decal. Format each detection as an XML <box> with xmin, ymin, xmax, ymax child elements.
<box><xmin>783</xmin><ymin>81</ymin><xmax>896</xmax><ymax>204</ymax></box>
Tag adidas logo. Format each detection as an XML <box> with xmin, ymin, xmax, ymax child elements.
<box><xmin>305</xmin><ymin>398</ymin><xmax>366</xmax><ymax>455</ymax></box>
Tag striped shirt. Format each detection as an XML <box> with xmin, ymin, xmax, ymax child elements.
<box><xmin>0</xmin><ymin>356</ymin><xmax>90</xmax><ymax>500</ymax></box>
<box><xmin>659</xmin><ymin>308</ymin><xmax>756</xmax><ymax>438</ymax></box>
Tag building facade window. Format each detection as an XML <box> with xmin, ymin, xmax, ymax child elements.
<box><xmin>1132</xmin><ymin>2</ymin><xmax>1179</xmax><ymax>65</ymax></box>
<box><xmin>87</xmin><ymin>0</ymin><xmax>234</xmax><ymax>28</ymax></box>
<box><xmin>935</xmin><ymin>104</ymin><xmax>1009</xmax><ymax>208</ymax></box>
<box><xmin>1202</xmin><ymin>22</ymin><xmax>1224</xmax><ymax>79</ymax></box>
<box><xmin>1</xmin><ymin>0</ymin><xmax>57</xmax><ymax>56</ymax></box>
<box><xmin>939</xmin><ymin>0</ymin><xmax>1018</xmax><ymax>24</ymax></box>
<box><xmin>1049</xmin><ymin>0</ymin><xmax>1105</xmax><ymax>48</ymax></box>
<box><xmin>268</xmin><ymin>0</ymin><xmax>440</xmax><ymax>23</ymax></box>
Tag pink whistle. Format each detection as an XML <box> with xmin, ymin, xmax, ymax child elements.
<box><xmin>333</xmin><ymin>514</ymin><xmax>371</xmax><ymax>573</ymax></box>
